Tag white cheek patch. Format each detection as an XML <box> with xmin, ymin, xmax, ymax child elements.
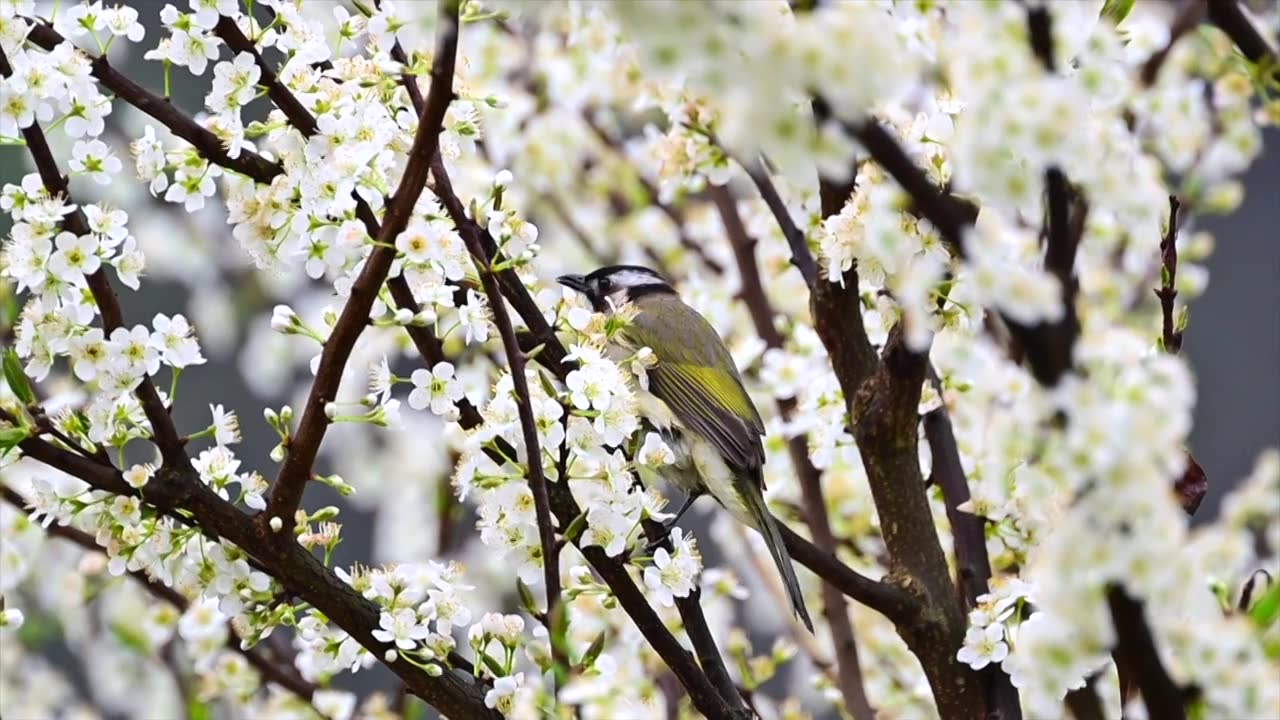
<box><xmin>608</xmin><ymin>269</ymin><xmax>663</xmax><ymax>288</ymax></box>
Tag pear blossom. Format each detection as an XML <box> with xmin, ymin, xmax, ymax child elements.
<box><xmin>371</xmin><ymin>607</ymin><xmax>431</xmax><ymax>651</ymax></box>
<box><xmin>408</xmin><ymin>362</ymin><xmax>465</xmax><ymax>418</ymax></box>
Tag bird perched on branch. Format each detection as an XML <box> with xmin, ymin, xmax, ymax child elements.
<box><xmin>558</xmin><ymin>265</ymin><xmax>814</xmax><ymax>631</ymax></box>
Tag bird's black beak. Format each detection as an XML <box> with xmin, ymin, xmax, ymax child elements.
<box><xmin>556</xmin><ymin>274</ymin><xmax>590</xmax><ymax>295</ymax></box>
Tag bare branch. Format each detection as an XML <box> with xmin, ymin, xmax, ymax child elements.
<box><xmin>266</xmin><ymin>2</ymin><xmax>461</xmax><ymax>528</ymax></box>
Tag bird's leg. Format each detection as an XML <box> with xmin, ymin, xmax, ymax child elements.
<box><xmin>645</xmin><ymin>490</ymin><xmax>702</xmax><ymax>553</ymax></box>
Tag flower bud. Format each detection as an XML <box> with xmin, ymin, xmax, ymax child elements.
<box><xmin>269</xmin><ymin>516</ymin><xmax>283</xmax><ymax>532</ymax></box>
<box><xmin>271</xmin><ymin>305</ymin><xmax>299</xmax><ymax>333</ymax></box>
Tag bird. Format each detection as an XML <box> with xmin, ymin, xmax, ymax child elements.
<box><xmin>557</xmin><ymin>265</ymin><xmax>814</xmax><ymax>631</ymax></box>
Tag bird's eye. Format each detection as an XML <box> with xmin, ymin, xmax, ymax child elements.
<box><xmin>597</xmin><ymin>277</ymin><xmax>612</xmax><ymax>292</ymax></box>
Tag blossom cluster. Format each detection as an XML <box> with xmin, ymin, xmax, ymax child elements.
<box><xmin>2</xmin><ymin>0</ymin><xmax>1278</xmax><ymax>719</ymax></box>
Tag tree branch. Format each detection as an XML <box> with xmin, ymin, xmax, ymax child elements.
<box><xmin>1140</xmin><ymin>0</ymin><xmax>1207</xmax><ymax>87</ymax></box>
<box><xmin>775</xmin><ymin>523</ymin><xmax>919</xmax><ymax>626</ymax></box>
<box><xmin>923</xmin><ymin>369</ymin><xmax>1022</xmax><ymax>720</ymax></box>
<box><xmin>433</xmin><ymin>168</ymin><xmax>736</xmax><ymax>720</ymax></box>
<box><xmin>1156</xmin><ymin>195</ymin><xmax>1183</xmax><ymax>354</ymax></box>
<box><xmin>0</xmin><ymin>46</ymin><xmax>185</xmax><ymax>466</ymax></box>
<box><xmin>265</xmin><ymin>2</ymin><xmax>461</xmax><ymax>529</ymax></box>
<box><xmin>739</xmin><ymin>114</ymin><xmax>982</xmax><ymax>716</ymax></box>
<box><xmin>580</xmin><ymin>112</ymin><xmax>725</xmax><ymax>274</ymax></box>
<box><xmin>1064</xmin><ymin>673</ymin><xmax>1107</xmax><ymax>720</ymax></box>
<box><xmin>742</xmin><ymin>162</ymin><xmax>819</xmax><ymax>287</ymax></box>
<box><xmin>812</xmin><ymin>96</ymin><xmax>977</xmax><ymax>253</ymax></box>
<box><xmin>459</xmin><ymin>209</ymin><xmax>565</xmax><ymax>675</ymax></box>
<box><xmin>1026</xmin><ymin>4</ymin><xmax>1056</xmax><ymax>73</ymax></box>
<box><xmin>710</xmin><ymin>184</ymin><xmax>875</xmax><ymax>720</ymax></box>
<box><xmin>1206</xmin><ymin>0</ymin><xmax>1280</xmax><ymax>78</ymax></box>
<box><xmin>427</xmin><ymin>154</ymin><xmax>572</xmax><ymax>378</ymax></box>
<box><xmin>213</xmin><ymin>17</ymin><xmax>317</xmax><ymax>136</ymax></box>
<box><xmin>25</xmin><ymin>22</ymin><xmax>284</xmax><ymax>183</ymax></box>
<box><xmin>7</xmin><ymin>427</ymin><xmax>496</xmax><ymax>716</ymax></box>
<box><xmin>0</xmin><ymin>485</ymin><xmax>319</xmax><ymax>706</ymax></box>
<box><xmin>1107</xmin><ymin>587</ymin><xmax>1190</xmax><ymax>720</ymax></box>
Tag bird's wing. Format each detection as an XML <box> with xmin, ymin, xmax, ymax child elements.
<box><xmin>622</xmin><ymin>296</ymin><xmax>765</xmax><ymax>471</ymax></box>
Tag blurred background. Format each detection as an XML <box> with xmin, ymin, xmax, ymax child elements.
<box><xmin>1</xmin><ymin>1</ymin><xmax>1277</xmax><ymax>714</ymax></box>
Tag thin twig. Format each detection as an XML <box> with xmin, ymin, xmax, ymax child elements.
<box><xmin>743</xmin><ymin>163</ymin><xmax>818</xmax><ymax>287</ymax></box>
<box><xmin>637</xmin><ymin>512</ymin><xmax>748</xmax><ymax>713</ymax></box>
<box><xmin>580</xmin><ymin>112</ymin><xmax>725</xmax><ymax>274</ymax></box>
<box><xmin>461</xmin><ymin>220</ymin><xmax>566</xmax><ymax>678</ymax></box>
<box><xmin>1156</xmin><ymin>195</ymin><xmax>1183</xmax><ymax>354</ymax></box>
<box><xmin>265</xmin><ymin>2</ymin><xmax>461</xmax><ymax>529</ymax></box>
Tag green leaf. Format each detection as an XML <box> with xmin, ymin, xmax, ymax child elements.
<box><xmin>110</xmin><ymin>621</ymin><xmax>152</xmax><ymax>655</ymax></box>
<box><xmin>403</xmin><ymin>696</ymin><xmax>428</xmax><ymax>720</ymax></box>
<box><xmin>1249</xmin><ymin>581</ymin><xmax>1280</xmax><ymax>628</ymax></box>
<box><xmin>563</xmin><ymin>511</ymin><xmax>587</xmax><ymax>544</ymax></box>
<box><xmin>1100</xmin><ymin>0</ymin><xmax>1134</xmax><ymax>25</ymax></box>
<box><xmin>3</xmin><ymin>348</ymin><xmax>34</xmax><ymax>405</ymax></box>
<box><xmin>16</xmin><ymin>612</ymin><xmax>61</xmax><ymax>647</ymax></box>
<box><xmin>580</xmin><ymin>630</ymin><xmax>606</xmax><ymax>670</ymax></box>
<box><xmin>516</xmin><ymin>578</ymin><xmax>538</xmax><ymax>616</ymax></box>
<box><xmin>549</xmin><ymin>600</ymin><xmax>569</xmax><ymax>661</ymax></box>
<box><xmin>187</xmin><ymin>699</ymin><xmax>212</xmax><ymax>720</ymax></box>
<box><xmin>536</xmin><ymin>368</ymin><xmax>559</xmax><ymax>401</ymax></box>
<box><xmin>0</xmin><ymin>425</ymin><xmax>31</xmax><ymax>450</ymax></box>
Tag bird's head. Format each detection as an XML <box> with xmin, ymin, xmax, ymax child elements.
<box><xmin>556</xmin><ymin>265</ymin><xmax>673</xmax><ymax>313</ymax></box>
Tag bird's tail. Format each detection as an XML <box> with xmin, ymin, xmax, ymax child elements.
<box><xmin>737</xmin><ymin>474</ymin><xmax>814</xmax><ymax>632</ymax></box>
